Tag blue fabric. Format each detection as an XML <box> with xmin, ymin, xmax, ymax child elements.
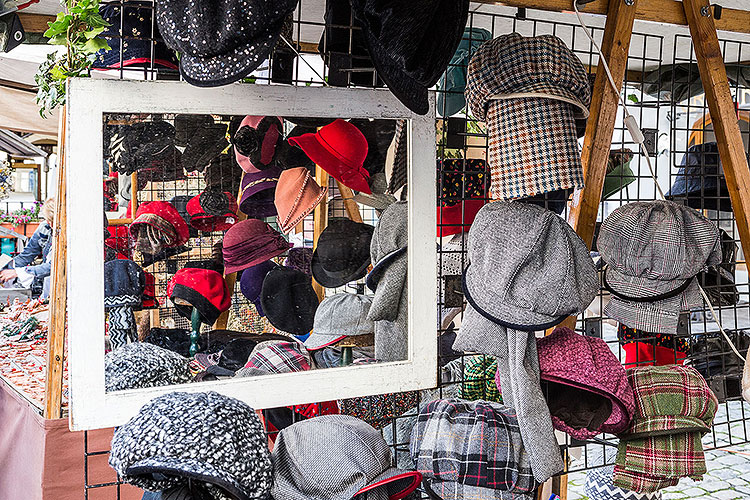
<box><xmin>104</xmin><ymin>259</ymin><xmax>145</xmax><ymax>305</ymax></box>
<box><xmin>665</xmin><ymin>142</ymin><xmax>737</xmax><ymax>212</ymax></box>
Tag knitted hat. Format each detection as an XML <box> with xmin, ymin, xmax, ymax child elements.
<box><xmin>222</xmin><ymin>219</ymin><xmax>291</xmax><ymax>274</ymax></box>
<box><xmin>110</xmin><ymin>392</ymin><xmax>272</xmax><ymax>500</ymax></box>
<box><xmin>274</xmin><ymin>167</ymin><xmax>328</xmax><ymax>234</ymax></box>
<box><xmin>536</xmin><ymin>327</ymin><xmax>635</xmax><ymax>439</ymax></box>
<box><xmin>239</xmin><ymin>260</ymin><xmax>279</xmax><ymax>317</ymax></box>
<box><xmin>105</xmin><ymin>342</ymin><xmax>191</xmax><ymax>392</ymax></box>
<box><xmin>238</xmin><ymin>166</ymin><xmax>281</xmax><ymax>219</ymax></box>
<box><xmin>305</xmin><ymin>293</ymin><xmax>374</xmax><ymax>351</ymax></box>
<box><xmin>260</xmin><ymin>266</ymin><xmax>319</xmax><ymax>335</ymax></box>
<box><xmin>233</xmin><ymin>116</ymin><xmax>284</xmax><ymax>173</ymax></box>
<box><xmin>104</xmin><ymin>259</ymin><xmax>146</xmax><ymax>308</ymax></box>
<box><xmin>311</xmin><ymin>218</ymin><xmax>374</xmax><ymax>288</ymax></box>
<box><xmin>186</xmin><ymin>190</ymin><xmax>238</xmax><ymax>232</ymax></box>
<box><xmin>167</xmin><ymin>268</ymin><xmax>231</xmax><ymax>325</ymax></box>
<box><xmin>130</xmin><ymin>201</ymin><xmax>190</xmax><ymax>248</ymax></box>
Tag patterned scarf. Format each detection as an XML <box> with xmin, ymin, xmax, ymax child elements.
<box><xmin>132</xmin><ymin>213</ymin><xmax>178</xmax><ymax>255</ymax></box>
<box><xmin>107</xmin><ymin>305</ymin><xmax>136</xmax><ymax>350</ymax></box>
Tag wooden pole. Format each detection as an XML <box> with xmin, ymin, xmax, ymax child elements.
<box><xmin>683</xmin><ymin>0</ymin><xmax>750</xmax><ymax>265</ymax></box>
<box><xmin>312</xmin><ymin>167</ymin><xmax>329</xmax><ymax>302</ymax></box>
<box><xmin>335</xmin><ymin>180</ymin><xmax>364</xmax><ymax>224</ymax></box>
<box><xmin>44</xmin><ymin>106</ymin><xmax>68</xmax><ymax>419</ymax></box>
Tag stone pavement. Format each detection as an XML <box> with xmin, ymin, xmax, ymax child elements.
<box><xmin>567</xmin><ymin>401</ymin><xmax>750</xmax><ymax>499</ymax></box>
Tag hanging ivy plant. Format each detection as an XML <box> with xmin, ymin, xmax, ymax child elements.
<box><xmin>34</xmin><ymin>0</ymin><xmax>110</xmax><ymax>118</ymax></box>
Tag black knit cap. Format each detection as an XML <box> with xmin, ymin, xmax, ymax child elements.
<box><xmin>155</xmin><ymin>0</ymin><xmax>300</xmax><ymax>87</ymax></box>
<box><xmin>312</xmin><ymin>218</ymin><xmax>374</xmax><ymax>288</ymax></box>
<box><xmin>260</xmin><ymin>266</ymin><xmax>319</xmax><ymax>334</ymax></box>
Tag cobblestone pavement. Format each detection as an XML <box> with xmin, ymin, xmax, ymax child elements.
<box><xmin>567</xmin><ymin>401</ymin><xmax>750</xmax><ymax>499</ymax></box>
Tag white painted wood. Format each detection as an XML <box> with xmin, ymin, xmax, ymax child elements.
<box><xmin>66</xmin><ymin>79</ymin><xmax>437</xmax><ymax>431</ymax></box>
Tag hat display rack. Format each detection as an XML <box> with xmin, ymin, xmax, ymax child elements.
<box><xmin>45</xmin><ymin>0</ymin><xmax>750</xmax><ymax>499</ymax></box>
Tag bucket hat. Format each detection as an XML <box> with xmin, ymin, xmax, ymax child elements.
<box><xmin>233</xmin><ymin>116</ymin><xmax>284</xmax><ymax>173</ymax></box>
<box><xmin>288</xmin><ymin>119</ymin><xmax>371</xmax><ymax>193</ymax></box>
<box><xmin>305</xmin><ymin>293</ymin><xmax>374</xmax><ymax>350</ymax></box>
<box><xmin>410</xmin><ymin>399</ymin><xmax>538</xmax><ymax>500</ymax></box>
<box><xmin>186</xmin><ymin>190</ymin><xmax>238</xmax><ymax>232</ymax></box>
<box><xmin>110</xmin><ymin>391</ymin><xmax>272</xmax><ymax>500</ymax></box>
<box><xmin>598</xmin><ymin>200</ymin><xmax>721</xmax><ymax>334</ymax></box>
<box><xmin>105</xmin><ymin>342</ymin><xmax>191</xmax><ymax>392</ymax></box>
<box><xmin>349</xmin><ymin>0</ymin><xmax>470</xmax><ymax>115</ymax></box>
<box><xmin>271</xmin><ymin>414</ymin><xmax>422</xmax><ymax>500</ymax></box>
<box><xmin>167</xmin><ymin>267</ymin><xmax>231</xmax><ymax>325</ymax></box>
<box><xmin>222</xmin><ymin>219</ymin><xmax>291</xmax><ymax>274</ymax></box>
<box><xmin>239</xmin><ymin>260</ymin><xmax>278</xmax><ymax>317</ymax></box>
<box><xmin>536</xmin><ymin>326</ymin><xmax>635</xmax><ymax>439</ymax></box>
<box><xmin>436</xmin><ymin>27</ymin><xmax>492</xmax><ymax>117</ymax></box>
<box><xmin>130</xmin><ymin>201</ymin><xmax>190</xmax><ymax>248</ymax></box>
<box><xmin>465</xmin><ymin>33</ymin><xmax>591</xmax><ymax>201</ymax></box>
<box><xmin>275</xmin><ymin>167</ymin><xmax>329</xmax><ymax>233</ymax></box>
<box><xmin>260</xmin><ymin>266</ymin><xmax>319</xmax><ymax>334</ymax></box>
<box><xmin>238</xmin><ymin>166</ymin><xmax>281</xmax><ymax>219</ymax></box>
<box><xmin>155</xmin><ymin>0</ymin><xmax>298</xmax><ymax>87</ymax></box>
<box><xmin>312</xmin><ymin>218</ymin><xmax>374</xmax><ymax>288</ymax></box>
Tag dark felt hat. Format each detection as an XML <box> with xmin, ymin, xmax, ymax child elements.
<box><xmin>109</xmin><ymin>121</ymin><xmax>178</xmax><ymax>176</ymax></box>
<box><xmin>181</xmin><ymin>123</ymin><xmax>229</xmax><ymax>172</ymax></box>
<box><xmin>174</xmin><ymin>114</ymin><xmax>214</xmax><ymax>147</ymax></box>
<box><xmin>223</xmin><ymin>219</ymin><xmax>291</xmax><ymax>274</ymax></box>
<box><xmin>167</xmin><ymin>268</ymin><xmax>231</xmax><ymax>325</ymax></box>
<box><xmin>169</xmin><ymin>195</ymin><xmax>199</xmax><ymax>238</ymax></box>
<box><xmin>349</xmin><ymin>0</ymin><xmax>470</xmax><ymax>115</ymax></box>
<box><xmin>349</xmin><ymin>119</ymin><xmax>396</xmax><ymax>176</ymax></box>
<box><xmin>312</xmin><ymin>218</ymin><xmax>374</xmax><ymax>288</ymax></box>
<box><xmin>155</xmin><ymin>0</ymin><xmax>298</xmax><ymax>87</ymax></box>
<box><xmin>260</xmin><ymin>266</ymin><xmax>319</xmax><ymax>334</ymax></box>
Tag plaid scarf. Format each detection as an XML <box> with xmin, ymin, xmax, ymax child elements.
<box><xmin>457</xmin><ymin>355</ymin><xmax>502</xmax><ymax>403</ymax></box>
<box><xmin>133</xmin><ymin>213</ymin><xmax>178</xmax><ymax>255</ymax></box>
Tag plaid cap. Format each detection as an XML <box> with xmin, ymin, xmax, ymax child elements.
<box><xmin>410</xmin><ymin>399</ymin><xmax>537</xmax><ymax>500</ymax></box>
<box><xmin>457</xmin><ymin>356</ymin><xmax>502</xmax><ymax>403</ymax></box>
<box><xmin>238</xmin><ymin>341</ymin><xmax>311</xmax><ymax>376</ymax></box>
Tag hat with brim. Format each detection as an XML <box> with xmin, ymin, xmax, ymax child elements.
<box><xmin>312</xmin><ymin>218</ymin><xmax>374</xmax><ymax>288</ymax></box>
<box><xmin>130</xmin><ymin>201</ymin><xmax>190</xmax><ymax>247</ymax></box>
<box><xmin>356</xmin><ymin>468</ymin><xmax>422</xmax><ymax>500</ymax></box>
<box><xmin>233</xmin><ymin>116</ymin><xmax>284</xmax><ymax>173</ymax></box>
<box><xmin>239</xmin><ymin>166</ymin><xmax>281</xmax><ymax>219</ymax></box>
<box><xmin>275</xmin><ymin>167</ymin><xmax>329</xmax><ymax>234</ymax></box>
<box><xmin>353</xmin><ymin>192</ymin><xmax>397</xmax><ymax>212</ymax></box>
<box><xmin>366</xmin><ymin>246</ymin><xmax>407</xmax><ymax>292</ymax></box>
<box><xmin>603</xmin><ymin>265</ymin><xmax>694</xmax><ymax>301</ymax></box>
<box><xmin>127</xmin><ymin>457</ymin><xmax>253</xmax><ymax>500</ymax></box>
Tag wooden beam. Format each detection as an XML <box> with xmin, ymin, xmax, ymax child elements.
<box><xmin>683</xmin><ymin>0</ymin><xmax>750</xmax><ymax>266</ymax></box>
<box><xmin>475</xmin><ymin>0</ymin><xmax>750</xmax><ymax>35</ymax></box>
<box><xmin>335</xmin><ymin>180</ymin><xmax>364</xmax><ymax>224</ymax></box>
<box><xmin>17</xmin><ymin>13</ymin><xmax>53</xmax><ymax>34</ymax></box>
<box><xmin>311</xmin><ymin>167</ymin><xmax>329</xmax><ymax>303</ymax></box>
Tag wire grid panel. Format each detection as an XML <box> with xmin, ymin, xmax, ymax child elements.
<box><xmin>84</xmin><ymin>0</ymin><xmax>750</xmax><ymax>497</ymax></box>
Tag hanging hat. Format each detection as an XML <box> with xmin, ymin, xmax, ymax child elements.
<box><xmin>603</xmin><ymin>148</ymin><xmax>636</xmax><ymax>199</ymax></box>
<box><xmin>305</xmin><ymin>293</ymin><xmax>374</xmax><ymax>351</ymax></box>
<box><xmin>169</xmin><ymin>194</ymin><xmax>199</xmax><ymax>238</ymax></box>
<box><xmin>436</xmin><ymin>27</ymin><xmax>493</xmax><ymax>117</ymax></box>
<box><xmin>465</xmin><ymin>33</ymin><xmax>591</xmax><ymax>201</ymax></box>
<box><xmin>239</xmin><ymin>260</ymin><xmax>279</xmax><ymax>317</ymax></box>
<box><xmin>155</xmin><ymin>0</ymin><xmax>298</xmax><ymax>87</ymax></box>
<box><xmin>237</xmin><ymin>340</ymin><xmax>312</xmax><ymax>377</ymax></box>
<box><xmin>349</xmin><ymin>0</ymin><xmax>470</xmax><ymax>115</ymax></box>
<box><xmin>536</xmin><ymin>327</ymin><xmax>635</xmax><ymax>439</ymax></box>
<box><xmin>109</xmin><ymin>121</ymin><xmax>179</xmax><ymax>176</ymax></box>
<box><xmin>388</xmin><ymin>120</ymin><xmax>408</xmax><ymax>194</ymax></box>
<box><xmin>274</xmin><ymin>167</ymin><xmax>329</xmax><ymax>234</ymax></box>
<box><xmin>94</xmin><ymin>2</ymin><xmax>178</xmax><ymax>70</ymax></box>
<box><xmin>167</xmin><ymin>267</ymin><xmax>231</xmax><ymax>325</ymax></box>
<box><xmin>284</xmin><ymin>247</ymin><xmax>313</xmax><ymax>276</ymax></box>
<box><xmin>349</xmin><ymin>119</ymin><xmax>396</xmax><ymax>175</ymax></box>
<box><xmin>222</xmin><ymin>219</ymin><xmax>291</xmax><ymax>274</ymax></box>
<box><xmin>437</xmin><ymin>197</ymin><xmax>485</xmax><ymax>238</ymax></box>
<box><xmin>186</xmin><ymin>190</ymin><xmax>238</xmax><ymax>232</ymax></box>
<box><xmin>232</xmin><ymin>116</ymin><xmax>284</xmax><ymax>173</ymax></box>
<box><xmin>238</xmin><ymin>166</ymin><xmax>282</xmax><ymax>219</ymax></box>
<box><xmin>110</xmin><ymin>392</ymin><xmax>272</xmax><ymax>500</ymax></box>
<box><xmin>288</xmin><ymin>119</ymin><xmax>371</xmax><ymax>193</ymax></box>
<box><xmin>142</xmin><ymin>271</ymin><xmax>157</xmax><ymax>309</ymax></box>
<box><xmin>312</xmin><ymin>218</ymin><xmax>374</xmax><ymax>288</ymax></box>
<box><xmin>104</xmin><ymin>259</ymin><xmax>146</xmax><ymax>350</ymax></box>
<box><xmin>260</xmin><ymin>266</ymin><xmax>319</xmax><ymax>335</ymax></box>
<box><xmin>130</xmin><ymin>201</ymin><xmax>190</xmax><ymax>248</ymax></box>
<box><xmin>105</xmin><ymin>342</ymin><xmax>191</xmax><ymax>392</ymax></box>
<box><xmin>204</xmin><ymin>153</ymin><xmax>243</xmax><ymax>194</ymax></box>
<box><xmin>276</xmin><ymin>125</ymin><xmax>317</xmax><ymax>172</ymax></box>
<box><xmin>271</xmin><ymin>414</ymin><xmax>422</xmax><ymax>500</ymax></box>
<box><xmin>181</xmin><ymin>122</ymin><xmax>229</xmax><ymax>172</ymax></box>
<box><xmin>174</xmin><ymin>114</ymin><xmax>214</xmax><ymax>147</ymax></box>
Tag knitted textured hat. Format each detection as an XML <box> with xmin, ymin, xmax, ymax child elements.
<box><xmin>288</xmin><ymin>119</ymin><xmax>371</xmax><ymax>193</ymax></box>
<box><xmin>274</xmin><ymin>167</ymin><xmax>328</xmax><ymax>234</ymax></box>
<box><xmin>186</xmin><ymin>190</ymin><xmax>238</xmax><ymax>232</ymax></box>
<box><xmin>238</xmin><ymin>166</ymin><xmax>281</xmax><ymax>219</ymax></box>
<box><xmin>104</xmin><ymin>259</ymin><xmax>146</xmax><ymax>308</ymax></box>
<box><xmin>167</xmin><ymin>268</ymin><xmax>231</xmax><ymax>325</ymax></box>
<box><xmin>239</xmin><ymin>260</ymin><xmax>279</xmax><ymax>317</ymax></box>
<box><xmin>260</xmin><ymin>266</ymin><xmax>319</xmax><ymax>335</ymax></box>
<box><xmin>105</xmin><ymin>342</ymin><xmax>191</xmax><ymax>392</ymax></box>
<box><xmin>311</xmin><ymin>218</ymin><xmax>374</xmax><ymax>288</ymax></box>
<box><xmin>271</xmin><ymin>414</ymin><xmax>422</xmax><ymax>500</ymax></box>
<box><xmin>110</xmin><ymin>391</ymin><xmax>272</xmax><ymax>500</ymax></box>
<box><xmin>305</xmin><ymin>293</ymin><xmax>374</xmax><ymax>351</ymax></box>
<box><xmin>130</xmin><ymin>201</ymin><xmax>190</xmax><ymax>248</ymax></box>
<box><xmin>536</xmin><ymin>327</ymin><xmax>635</xmax><ymax>439</ymax></box>
<box><xmin>233</xmin><ymin>116</ymin><xmax>284</xmax><ymax>173</ymax></box>
<box><xmin>222</xmin><ymin>219</ymin><xmax>291</xmax><ymax>274</ymax></box>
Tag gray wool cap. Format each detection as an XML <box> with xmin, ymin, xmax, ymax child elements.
<box><xmin>109</xmin><ymin>391</ymin><xmax>272</xmax><ymax>500</ymax></box>
<box><xmin>105</xmin><ymin>342</ymin><xmax>192</xmax><ymax>392</ymax></box>
<box><xmin>305</xmin><ymin>293</ymin><xmax>375</xmax><ymax>351</ymax></box>
<box><xmin>367</xmin><ymin>201</ymin><xmax>409</xmax><ymax>362</ymax></box>
<box><xmin>271</xmin><ymin>414</ymin><xmax>422</xmax><ymax>500</ymax></box>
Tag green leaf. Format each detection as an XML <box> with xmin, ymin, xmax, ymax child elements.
<box><xmin>50</xmin><ymin>65</ymin><xmax>67</xmax><ymax>80</ymax></box>
<box><xmin>84</xmin><ymin>26</ymin><xmax>105</xmax><ymax>39</ymax></box>
<box><xmin>81</xmin><ymin>37</ymin><xmax>109</xmax><ymax>53</ymax></box>
<box><xmin>48</xmin><ymin>34</ymin><xmax>68</xmax><ymax>45</ymax></box>
<box><xmin>627</xmin><ymin>93</ymin><xmax>639</xmax><ymax>104</ymax></box>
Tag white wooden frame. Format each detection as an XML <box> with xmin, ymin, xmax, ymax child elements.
<box><xmin>66</xmin><ymin>79</ymin><xmax>437</xmax><ymax>431</ymax></box>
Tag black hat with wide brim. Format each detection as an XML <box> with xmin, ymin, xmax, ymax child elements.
<box><xmin>349</xmin><ymin>0</ymin><xmax>470</xmax><ymax>115</ymax></box>
<box><xmin>312</xmin><ymin>218</ymin><xmax>375</xmax><ymax>288</ymax></box>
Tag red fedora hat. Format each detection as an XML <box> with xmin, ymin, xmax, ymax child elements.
<box><xmin>288</xmin><ymin>119</ymin><xmax>371</xmax><ymax>193</ymax></box>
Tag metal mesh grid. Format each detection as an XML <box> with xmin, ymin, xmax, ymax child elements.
<box><xmin>83</xmin><ymin>0</ymin><xmax>750</xmax><ymax>497</ymax></box>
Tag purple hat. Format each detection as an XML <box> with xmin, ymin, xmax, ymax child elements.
<box><xmin>238</xmin><ymin>166</ymin><xmax>282</xmax><ymax>219</ymax></box>
<box><xmin>284</xmin><ymin>247</ymin><xmax>313</xmax><ymax>276</ymax></box>
<box><xmin>239</xmin><ymin>260</ymin><xmax>279</xmax><ymax>317</ymax></box>
<box><xmin>535</xmin><ymin>327</ymin><xmax>635</xmax><ymax>439</ymax></box>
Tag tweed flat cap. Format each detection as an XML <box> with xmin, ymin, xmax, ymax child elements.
<box><xmin>110</xmin><ymin>391</ymin><xmax>272</xmax><ymax>500</ymax></box>
<box><xmin>410</xmin><ymin>399</ymin><xmax>537</xmax><ymax>499</ymax></box>
<box><xmin>105</xmin><ymin>342</ymin><xmax>191</xmax><ymax>392</ymax></box>
<box><xmin>305</xmin><ymin>293</ymin><xmax>374</xmax><ymax>351</ymax></box>
<box><xmin>271</xmin><ymin>414</ymin><xmax>422</xmax><ymax>500</ymax></box>
<box><xmin>599</xmin><ymin>200</ymin><xmax>721</xmax><ymax>334</ymax></box>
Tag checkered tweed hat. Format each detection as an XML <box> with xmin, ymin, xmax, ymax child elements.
<box><xmin>465</xmin><ymin>33</ymin><xmax>591</xmax><ymax>201</ymax></box>
<box><xmin>110</xmin><ymin>391</ymin><xmax>272</xmax><ymax>500</ymax></box>
<box><xmin>599</xmin><ymin>200</ymin><xmax>721</xmax><ymax>334</ymax></box>
<box><xmin>410</xmin><ymin>399</ymin><xmax>537</xmax><ymax>499</ymax></box>
<box><xmin>236</xmin><ymin>341</ymin><xmax>311</xmax><ymax>377</ymax></box>
<box><xmin>271</xmin><ymin>414</ymin><xmax>422</xmax><ymax>500</ymax></box>
<box><xmin>105</xmin><ymin>342</ymin><xmax>191</xmax><ymax>392</ymax></box>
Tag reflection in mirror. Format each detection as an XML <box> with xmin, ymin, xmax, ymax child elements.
<box><xmin>102</xmin><ymin>113</ymin><xmax>409</xmax><ymax>393</ymax></box>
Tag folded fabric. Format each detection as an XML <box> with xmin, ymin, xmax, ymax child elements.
<box><xmin>457</xmin><ymin>356</ymin><xmax>502</xmax><ymax>403</ymax></box>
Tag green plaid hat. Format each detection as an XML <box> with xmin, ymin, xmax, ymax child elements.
<box><xmin>457</xmin><ymin>356</ymin><xmax>502</xmax><ymax>403</ymax></box>
<box><xmin>613</xmin><ymin>365</ymin><xmax>718</xmax><ymax>493</ymax></box>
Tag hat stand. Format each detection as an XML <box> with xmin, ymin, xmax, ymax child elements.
<box><xmin>190</xmin><ymin>307</ymin><xmax>201</xmax><ymax>357</ymax></box>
